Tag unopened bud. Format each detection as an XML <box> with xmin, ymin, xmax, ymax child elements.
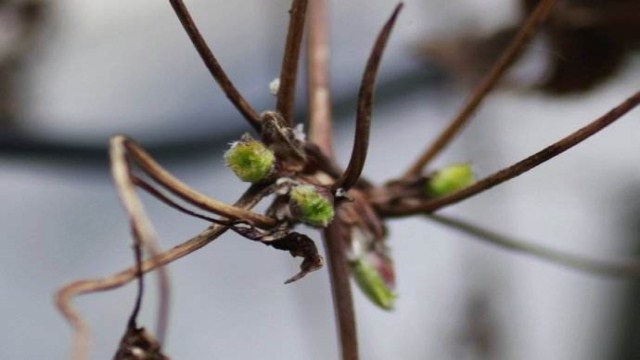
<box><xmin>426</xmin><ymin>163</ymin><xmax>475</xmax><ymax>196</ymax></box>
<box><xmin>224</xmin><ymin>134</ymin><xmax>275</xmax><ymax>183</ymax></box>
<box><xmin>289</xmin><ymin>184</ymin><xmax>334</xmax><ymax>227</ymax></box>
<box><xmin>352</xmin><ymin>258</ymin><xmax>396</xmax><ymax>310</ymax></box>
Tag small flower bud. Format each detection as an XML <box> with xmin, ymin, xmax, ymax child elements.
<box><xmin>352</xmin><ymin>257</ymin><xmax>396</xmax><ymax>310</ymax></box>
<box><xmin>426</xmin><ymin>163</ymin><xmax>475</xmax><ymax>196</ymax></box>
<box><xmin>224</xmin><ymin>134</ymin><xmax>275</xmax><ymax>183</ymax></box>
<box><xmin>289</xmin><ymin>184</ymin><xmax>334</xmax><ymax>227</ymax></box>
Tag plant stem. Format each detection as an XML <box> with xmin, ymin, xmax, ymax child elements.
<box><xmin>332</xmin><ymin>4</ymin><xmax>403</xmax><ymax>193</ymax></box>
<box><xmin>168</xmin><ymin>0</ymin><xmax>261</xmax><ymax>131</ymax></box>
<box><xmin>56</xmin><ymin>184</ymin><xmax>269</xmax><ymax>360</ymax></box>
<box><xmin>430</xmin><ymin>214</ymin><xmax>640</xmax><ymax>278</ymax></box>
<box><xmin>402</xmin><ymin>0</ymin><xmax>557</xmax><ymax>178</ymax></box>
<box><xmin>307</xmin><ymin>1</ymin><xmax>359</xmax><ymax>359</ymax></box>
<box><xmin>307</xmin><ymin>0</ymin><xmax>334</xmax><ymax>157</ymax></box>
<box><xmin>276</xmin><ymin>0</ymin><xmax>309</xmax><ymax>126</ymax></box>
<box><xmin>121</xmin><ymin>136</ymin><xmax>277</xmax><ymax>228</ymax></box>
<box><xmin>323</xmin><ymin>223</ymin><xmax>360</xmax><ymax>360</ymax></box>
<box><xmin>381</xmin><ymin>90</ymin><xmax>640</xmax><ymax>216</ymax></box>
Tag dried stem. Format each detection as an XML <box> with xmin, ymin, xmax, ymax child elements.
<box><xmin>381</xmin><ymin>90</ymin><xmax>640</xmax><ymax>216</ymax></box>
<box><xmin>430</xmin><ymin>214</ymin><xmax>640</xmax><ymax>278</ymax></box>
<box><xmin>120</xmin><ymin>136</ymin><xmax>277</xmax><ymax>228</ymax></box>
<box><xmin>110</xmin><ymin>137</ymin><xmax>171</xmax><ymax>346</ymax></box>
<box><xmin>307</xmin><ymin>2</ymin><xmax>360</xmax><ymax>358</ymax></box>
<box><xmin>307</xmin><ymin>0</ymin><xmax>334</xmax><ymax>157</ymax></box>
<box><xmin>323</xmin><ymin>223</ymin><xmax>359</xmax><ymax>360</ymax></box>
<box><xmin>332</xmin><ymin>3</ymin><xmax>404</xmax><ymax>193</ymax></box>
<box><xmin>402</xmin><ymin>0</ymin><xmax>557</xmax><ymax>178</ymax></box>
<box><xmin>168</xmin><ymin>0</ymin><xmax>261</xmax><ymax>131</ymax></box>
<box><xmin>55</xmin><ymin>183</ymin><xmax>269</xmax><ymax>360</ymax></box>
<box><xmin>276</xmin><ymin>0</ymin><xmax>309</xmax><ymax>126</ymax></box>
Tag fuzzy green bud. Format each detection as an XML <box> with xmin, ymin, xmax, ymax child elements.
<box><xmin>352</xmin><ymin>258</ymin><xmax>396</xmax><ymax>310</ymax></box>
<box><xmin>289</xmin><ymin>184</ymin><xmax>334</xmax><ymax>227</ymax></box>
<box><xmin>224</xmin><ymin>135</ymin><xmax>275</xmax><ymax>183</ymax></box>
<box><xmin>426</xmin><ymin>163</ymin><xmax>475</xmax><ymax>196</ymax></box>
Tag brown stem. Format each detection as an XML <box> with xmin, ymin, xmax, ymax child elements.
<box><xmin>55</xmin><ymin>184</ymin><xmax>270</xmax><ymax>360</ymax></box>
<box><xmin>430</xmin><ymin>214</ymin><xmax>640</xmax><ymax>278</ymax></box>
<box><xmin>119</xmin><ymin>136</ymin><xmax>277</xmax><ymax>228</ymax></box>
<box><xmin>380</xmin><ymin>90</ymin><xmax>640</xmax><ymax>216</ymax></box>
<box><xmin>307</xmin><ymin>0</ymin><xmax>334</xmax><ymax>157</ymax></box>
<box><xmin>110</xmin><ymin>137</ymin><xmax>171</xmax><ymax>346</ymax></box>
<box><xmin>323</xmin><ymin>223</ymin><xmax>359</xmax><ymax>360</ymax></box>
<box><xmin>402</xmin><ymin>0</ymin><xmax>557</xmax><ymax>178</ymax></box>
<box><xmin>276</xmin><ymin>0</ymin><xmax>309</xmax><ymax>126</ymax></box>
<box><xmin>332</xmin><ymin>3</ymin><xmax>404</xmax><ymax>193</ymax></box>
<box><xmin>168</xmin><ymin>0</ymin><xmax>261</xmax><ymax>131</ymax></box>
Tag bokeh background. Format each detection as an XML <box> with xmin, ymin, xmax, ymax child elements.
<box><xmin>1</xmin><ymin>0</ymin><xmax>639</xmax><ymax>359</ymax></box>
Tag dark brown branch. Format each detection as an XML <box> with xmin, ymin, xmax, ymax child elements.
<box><xmin>402</xmin><ymin>0</ymin><xmax>557</xmax><ymax>178</ymax></box>
<box><xmin>168</xmin><ymin>0</ymin><xmax>261</xmax><ymax>131</ymax></box>
<box><xmin>307</xmin><ymin>0</ymin><xmax>334</xmax><ymax>157</ymax></box>
<box><xmin>332</xmin><ymin>3</ymin><xmax>404</xmax><ymax>192</ymax></box>
<box><xmin>430</xmin><ymin>214</ymin><xmax>640</xmax><ymax>278</ymax></box>
<box><xmin>323</xmin><ymin>223</ymin><xmax>359</xmax><ymax>360</ymax></box>
<box><xmin>276</xmin><ymin>0</ymin><xmax>309</xmax><ymax>126</ymax></box>
<box><xmin>380</xmin><ymin>90</ymin><xmax>640</xmax><ymax>216</ymax></box>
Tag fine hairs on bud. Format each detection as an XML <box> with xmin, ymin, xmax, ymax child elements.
<box><xmin>289</xmin><ymin>184</ymin><xmax>335</xmax><ymax>227</ymax></box>
<box><xmin>224</xmin><ymin>134</ymin><xmax>275</xmax><ymax>183</ymax></box>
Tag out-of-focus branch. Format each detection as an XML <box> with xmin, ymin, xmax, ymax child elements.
<box><xmin>430</xmin><ymin>214</ymin><xmax>640</xmax><ymax>278</ymax></box>
<box><xmin>402</xmin><ymin>0</ymin><xmax>557</xmax><ymax>178</ymax></box>
<box><xmin>307</xmin><ymin>0</ymin><xmax>334</xmax><ymax>157</ymax></box>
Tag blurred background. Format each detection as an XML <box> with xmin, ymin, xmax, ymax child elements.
<box><xmin>1</xmin><ymin>0</ymin><xmax>639</xmax><ymax>359</ymax></box>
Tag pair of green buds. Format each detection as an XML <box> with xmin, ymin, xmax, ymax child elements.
<box><xmin>224</xmin><ymin>135</ymin><xmax>334</xmax><ymax>227</ymax></box>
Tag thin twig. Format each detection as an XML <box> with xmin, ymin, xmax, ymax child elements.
<box><xmin>168</xmin><ymin>0</ymin><xmax>261</xmax><ymax>131</ymax></box>
<box><xmin>307</xmin><ymin>0</ymin><xmax>334</xmax><ymax>157</ymax></box>
<box><xmin>380</xmin><ymin>90</ymin><xmax>640</xmax><ymax>216</ymax></box>
<box><xmin>332</xmin><ymin>3</ymin><xmax>404</xmax><ymax>192</ymax></box>
<box><xmin>110</xmin><ymin>137</ymin><xmax>171</xmax><ymax>347</ymax></box>
<box><xmin>120</xmin><ymin>136</ymin><xmax>277</xmax><ymax>228</ymax></box>
<box><xmin>402</xmin><ymin>0</ymin><xmax>557</xmax><ymax>178</ymax></box>
<box><xmin>55</xmin><ymin>183</ymin><xmax>270</xmax><ymax>360</ymax></box>
<box><xmin>323</xmin><ymin>222</ymin><xmax>359</xmax><ymax>360</ymax></box>
<box><xmin>134</xmin><ymin>176</ymin><xmax>224</xmax><ymax>224</ymax></box>
<box><xmin>276</xmin><ymin>0</ymin><xmax>309</xmax><ymax>126</ymax></box>
<box><xmin>430</xmin><ymin>214</ymin><xmax>640</xmax><ymax>278</ymax></box>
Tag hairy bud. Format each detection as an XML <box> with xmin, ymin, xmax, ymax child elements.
<box><xmin>289</xmin><ymin>184</ymin><xmax>334</xmax><ymax>227</ymax></box>
<box><xmin>224</xmin><ymin>134</ymin><xmax>275</xmax><ymax>183</ymax></box>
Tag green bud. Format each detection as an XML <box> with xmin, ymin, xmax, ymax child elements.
<box><xmin>352</xmin><ymin>258</ymin><xmax>396</xmax><ymax>310</ymax></box>
<box><xmin>426</xmin><ymin>163</ymin><xmax>475</xmax><ymax>196</ymax></box>
<box><xmin>224</xmin><ymin>135</ymin><xmax>275</xmax><ymax>183</ymax></box>
<box><xmin>289</xmin><ymin>185</ymin><xmax>334</xmax><ymax>227</ymax></box>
